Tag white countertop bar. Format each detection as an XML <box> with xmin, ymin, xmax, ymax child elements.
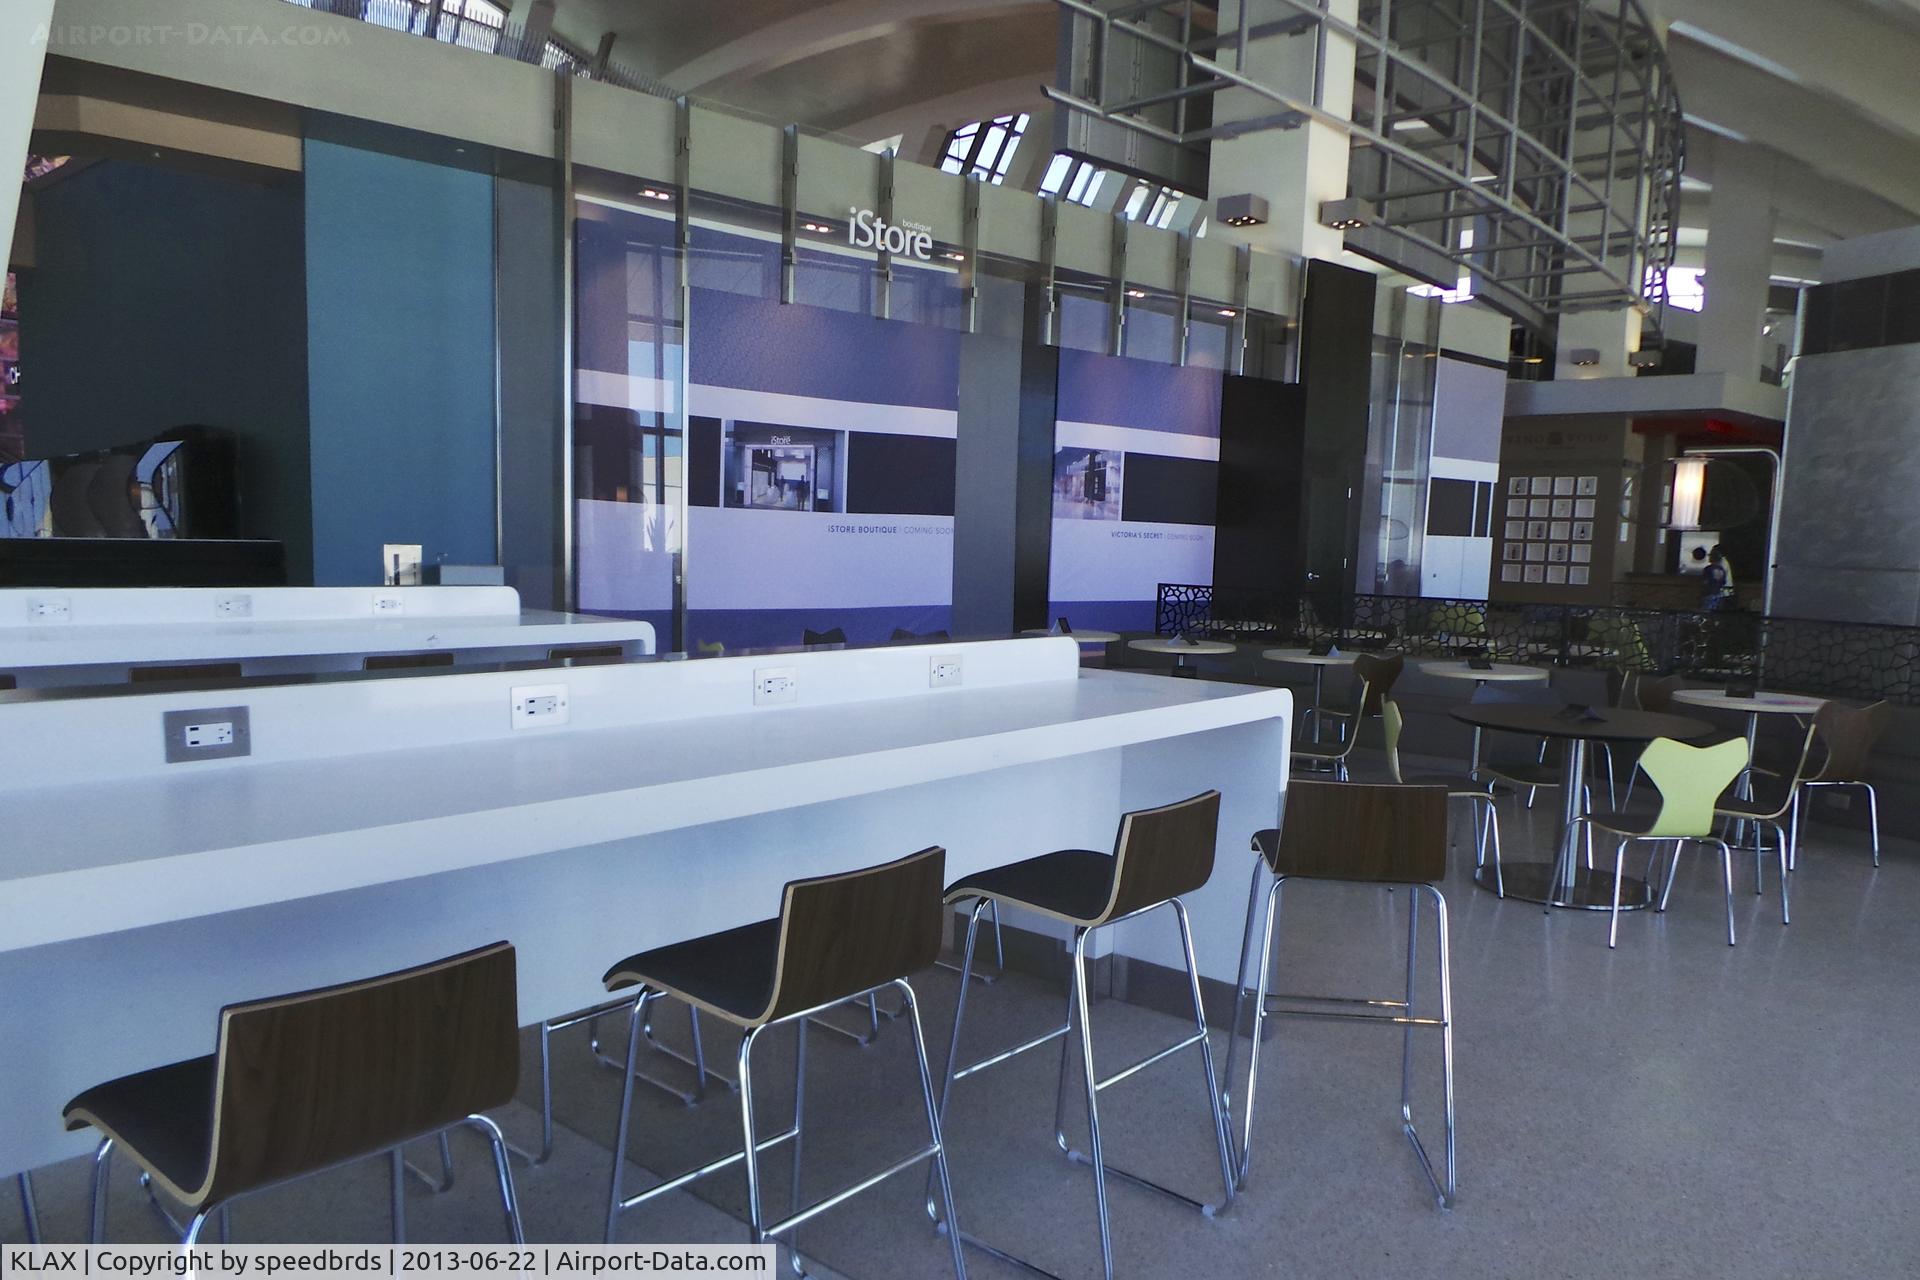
<box><xmin>0</xmin><ymin>586</ymin><xmax>654</xmax><ymax>676</ymax></box>
<box><xmin>0</xmin><ymin>637</ymin><xmax>1289</xmax><ymax>1173</ymax></box>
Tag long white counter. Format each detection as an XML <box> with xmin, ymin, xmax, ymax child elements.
<box><xmin>0</xmin><ymin>587</ymin><xmax>653</xmax><ymax>683</ymax></box>
<box><xmin>0</xmin><ymin>637</ymin><xmax>1288</xmax><ymax>1174</ymax></box>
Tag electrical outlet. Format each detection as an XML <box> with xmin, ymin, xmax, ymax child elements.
<box><xmin>29</xmin><ymin>596</ymin><xmax>70</xmax><ymax>624</ymax></box>
<box><xmin>930</xmin><ymin>654</ymin><xmax>963</xmax><ymax>688</ymax></box>
<box><xmin>511</xmin><ymin>684</ymin><xmax>570</xmax><ymax>729</ymax></box>
<box><xmin>754</xmin><ymin>666</ymin><xmax>798</xmax><ymax>706</ymax></box>
<box><xmin>163</xmin><ymin>706</ymin><xmax>251</xmax><ymax>763</ymax></box>
<box><xmin>215</xmin><ymin>594</ymin><xmax>252</xmax><ymax>619</ymax></box>
<box><xmin>372</xmin><ymin>593</ymin><xmax>405</xmax><ymax>617</ymax></box>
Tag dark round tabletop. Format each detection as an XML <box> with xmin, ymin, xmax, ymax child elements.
<box><xmin>1449</xmin><ymin>703</ymin><xmax>1715</xmax><ymax>743</ymax></box>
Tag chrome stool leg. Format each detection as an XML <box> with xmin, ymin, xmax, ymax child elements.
<box><xmin>463</xmin><ymin>1114</ymin><xmax>527</xmax><ymax>1244</ymax></box>
<box><xmin>1227</xmin><ymin>872</ymin><xmax>1455</xmax><ymax>1206</ymax></box>
<box><xmin>17</xmin><ymin>1173</ymin><xmax>38</xmax><ymax>1245</ymax></box>
<box><xmin>941</xmin><ymin>898</ymin><xmax>1230</xmax><ymax>1278</ymax></box>
<box><xmin>86</xmin><ymin>1138</ymin><xmax>113</xmax><ymax>1243</ymax></box>
<box><xmin>936</xmin><ymin>900</ymin><xmax>1005</xmax><ymax>985</ymax></box>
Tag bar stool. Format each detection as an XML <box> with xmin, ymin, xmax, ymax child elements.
<box><xmin>602</xmin><ymin>847</ymin><xmax>966</xmax><ymax>1279</ymax></box>
<box><xmin>932</xmin><ymin>791</ymin><xmax>1236</xmax><ymax>1280</ymax></box>
<box><xmin>1227</xmin><ymin>780</ymin><xmax>1456</xmax><ymax>1207</ymax></box>
<box><xmin>64</xmin><ymin>942</ymin><xmax>524</xmax><ymax>1244</ymax></box>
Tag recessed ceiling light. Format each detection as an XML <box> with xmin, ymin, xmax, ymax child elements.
<box><xmin>1218</xmin><ymin>308</ymin><xmax>1238</xmax><ymax>317</ymax></box>
<box><xmin>943</xmin><ymin>251</ymin><xmax>966</xmax><ymax>262</ymax></box>
<box><xmin>639</xmin><ymin>188</ymin><xmax>672</xmax><ymax>202</ymax></box>
<box><xmin>801</xmin><ymin>221</ymin><xmax>833</xmax><ymax>234</ymax></box>
<box><xmin>1125</xmin><ymin>288</ymin><xmax>1148</xmax><ymax>299</ymax></box>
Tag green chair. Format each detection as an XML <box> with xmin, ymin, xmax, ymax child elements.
<box><xmin>1571</xmin><ymin>738</ymin><xmax>1750</xmax><ymax>948</ymax></box>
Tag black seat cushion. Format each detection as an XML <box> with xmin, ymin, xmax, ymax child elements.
<box><xmin>603</xmin><ymin>918</ymin><xmax>781</xmax><ymax>1025</ymax></box>
<box><xmin>945</xmin><ymin>849</ymin><xmax>1115</xmax><ymax>924</ymax></box>
<box><xmin>64</xmin><ymin>1055</ymin><xmax>216</xmax><ymax>1202</ymax></box>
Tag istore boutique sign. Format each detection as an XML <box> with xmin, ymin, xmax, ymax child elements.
<box><xmin>848</xmin><ymin>207</ymin><xmax>933</xmax><ymax>261</ymax></box>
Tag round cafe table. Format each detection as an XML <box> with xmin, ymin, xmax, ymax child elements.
<box><xmin>1262</xmin><ymin>648</ymin><xmax>1360</xmax><ymax>741</ymax></box>
<box><xmin>1671</xmin><ymin>688</ymin><xmax>1826</xmax><ymax>838</ymax></box>
<box><xmin>1128</xmin><ymin>636</ymin><xmax>1235</xmax><ymax>674</ymax></box>
<box><xmin>1022</xmin><ymin>629</ymin><xmax>1121</xmax><ymax>645</ymax></box>
<box><xmin>1422</xmin><ymin>660</ymin><xmax>1550</xmax><ymax>767</ymax></box>
<box><xmin>1450</xmin><ymin>703</ymin><xmax>1715</xmax><ymax>909</ymax></box>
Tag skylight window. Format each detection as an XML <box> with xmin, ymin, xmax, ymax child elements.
<box><xmin>938</xmin><ymin>114</ymin><xmax>1030</xmax><ymax>184</ymax></box>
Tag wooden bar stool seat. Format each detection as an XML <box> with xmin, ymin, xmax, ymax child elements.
<box><xmin>601</xmin><ymin>848</ymin><xmax>967</xmax><ymax>1279</ymax></box>
<box><xmin>64</xmin><ymin>942</ymin><xmax>524</xmax><ymax>1246</ymax></box>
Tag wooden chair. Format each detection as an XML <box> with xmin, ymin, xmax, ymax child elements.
<box><xmin>1309</xmin><ymin>651</ymin><xmax>1403</xmax><ymax>745</ymax></box>
<box><xmin>932</xmin><ymin>792</ymin><xmax>1236</xmax><ymax>1278</ymax></box>
<box><xmin>1714</xmin><ymin>717</ymin><xmax>1819</xmax><ymax>909</ymax></box>
<box><xmin>64</xmin><ymin>943</ymin><xmax>523</xmax><ymax>1244</ymax></box>
<box><xmin>129</xmin><ymin>662</ymin><xmax>243</xmax><ymax>684</ymax></box>
<box><xmin>1794</xmin><ymin>700</ymin><xmax>1891</xmax><ymax>866</ymax></box>
<box><xmin>1572</xmin><ymin>738</ymin><xmax>1751</xmax><ymax>947</ymax></box>
<box><xmin>1229</xmin><ymin>779</ymin><xmax>1456</xmax><ymax>1207</ymax></box>
<box><xmin>601</xmin><ymin>848</ymin><xmax>966</xmax><ymax>1278</ymax></box>
<box><xmin>1294</xmin><ymin>653</ymin><xmax>1401</xmax><ymax>779</ymax></box>
<box><xmin>363</xmin><ymin>651</ymin><xmax>455</xmax><ymax>671</ymax></box>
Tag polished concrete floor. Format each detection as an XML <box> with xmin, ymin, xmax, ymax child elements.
<box><xmin>8</xmin><ymin>780</ymin><xmax>1917</xmax><ymax>1279</ymax></box>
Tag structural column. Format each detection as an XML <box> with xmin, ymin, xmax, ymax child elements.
<box><xmin>2</xmin><ymin>0</ymin><xmax>56</xmax><ymax>266</ymax></box>
<box><xmin>1695</xmin><ymin>145</ymin><xmax>1777</xmax><ymax>379</ymax></box>
<box><xmin>1208</xmin><ymin>0</ymin><xmax>1358</xmax><ymax>262</ymax></box>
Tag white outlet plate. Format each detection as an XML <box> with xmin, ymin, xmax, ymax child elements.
<box><xmin>930</xmin><ymin>653</ymin><xmax>963</xmax><ymax>688</ymax></box>
<box><xmin>511</xmin><ymin>684</ymin><xmax>570</xmax><ymax>729</ymax></box>
<box><xmin>29</xmin><ymin>596</ymin><xmax>70</xmax><ymax>624</ymax></box>
<box><xmin>183</xmin><ymin>720</ymin><xmax>235</xmax><ymax>748</ymax></box>
<box><xmin>372</xmin><ymin>593</ymin><xmax>406</xmax><ymax>616</ymax></box>
<box><xmin>215</xmin><ymin>594</ymin><xmax>252</xmax><ymax>619</ymax></box>
<box><xmin>754</xmin><ymin>666</ymin><xmax>798</xmax><ymax>706</ymax></box>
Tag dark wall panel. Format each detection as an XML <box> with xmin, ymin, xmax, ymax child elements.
<box><xmin>1298</xmin><ymin>260</ymin><xmax>1376</xmax><ymax>597</ymax></box>
<box><xmin>1119</xmin><ymin>454</ymin><xmax>1217</xmax><ymax>525</ymax></box>
<box><xmin>846</xmin><ymin>433</ymin><xmax>956</xmax><ymax>516</ymax></box>
<box><xmin>1211</xmin><ymin>374</ymin><xmax>1306</xmax><ymax>598</ymax></box>
<box><xmin>688</xmin><ymin>415</ymin><xmax>722</xmax><ymax>507</ymax></box>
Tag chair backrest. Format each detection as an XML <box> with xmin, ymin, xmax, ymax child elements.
<box><xmin>363</xmin><ymin>651</ymin><xmax>455</xmax><ymax>671</ymax></box>
<box><xmin>1808</xmin><ymin>700</ymin><xmax>1890</xmax><ymax>783</ymax></box>
<box><xmin>1352</xmin><ymin>652</ymin><xmax>1404</xmax><ymax>717</ymax></box>
<box><xmin>1382</xmin><ymin>698</ymin><xmax>1407</xmax><ymax>783</ymax></box>
<box><xmin>130</xmin><ymin>662</ymin><xmax>244</xmax><ymax>684</ymax></box>
<box><xmin>803</xmin><ymin>627</ymin><xmax>847</xmax><ymax>646</ymax></box>
<box><xmin>203</xmin><ymin>942</ymin><xmax>518</xmax><ymax>1206</ymax></box>
<box><xmin>761</xmin><ymin>847</ymin><xmax>946</xmax><ymax>1022</ymax></box>
<box><xmin>1264</xmin><ymin>779</ymin><xmax>1449</xmax><ymax>884</ymax></box>
<box><xmin>696</xmin><ymin>640</ymin><xmax>726</xmax><ymax>658</ymax></box>
<box><xmin>1632</xmin><ymin>674</ymin><xmax>1681</xmax><ymax>714</ymax></box>
<box><xmin>1101</xmin><ymin>790</ymin><xmax>1222</xmax><ymax>921</ymax></box>
<box><xmin>1635</xmin><ymin>738</ymin><xmax>1750</xmax><ymax>837</ymax></box>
